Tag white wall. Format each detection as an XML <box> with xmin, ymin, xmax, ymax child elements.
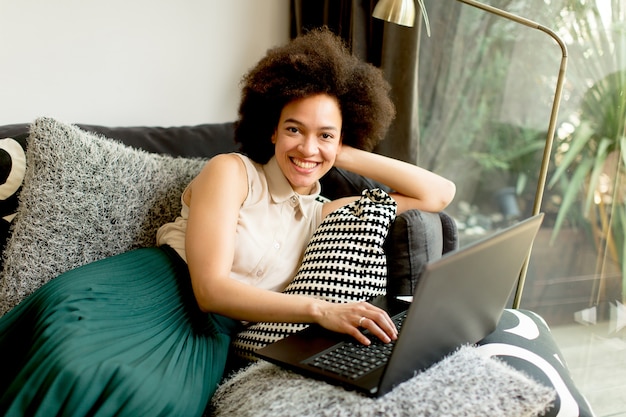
<box><xmin>0</xmin><ymin>0</ymin><xmax>290</xmax><ymax>126</ymax></box>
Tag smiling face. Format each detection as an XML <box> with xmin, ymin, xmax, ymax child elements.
<box><xmin>271</xmin><ymin>94</ymin><xmax>343</xmax><ymax>195</ymax></box>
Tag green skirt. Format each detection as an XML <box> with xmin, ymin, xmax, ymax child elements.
<box><xmin>0</xmin><ymin>246</ymin><xmax>239</xmax><ymax>417</ymax></box>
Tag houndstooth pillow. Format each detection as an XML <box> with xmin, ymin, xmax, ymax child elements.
<box><xmin>232</xmin><ymin>188</ymin><xmax>397</xmax><ymax>360</ymax></box>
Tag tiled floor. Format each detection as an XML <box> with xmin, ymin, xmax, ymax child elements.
<box><xmin>550</xmin><ymin>314</ymin><xmax>626</xmax><ymax>416</ymax></box>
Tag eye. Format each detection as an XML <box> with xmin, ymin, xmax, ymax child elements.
<box><xmin>286</xmin><ymin>126</ymin><xmax>299</xmax><ymax>134</ymax></box>
<box><xmin>321</xmin><ymin>132</ymin><xmax>335</xmax><ymax>140</ymax></box>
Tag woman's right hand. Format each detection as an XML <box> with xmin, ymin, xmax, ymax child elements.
<box><xmin>313</xmin><ymin>300</ymin><xmax>398</xmax><ymax>346</ymax></box>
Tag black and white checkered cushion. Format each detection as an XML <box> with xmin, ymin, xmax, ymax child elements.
<box><xmin>232</xmin><ymin>188</ymin><xmax>397</xmax><ymax>360</ymax></box>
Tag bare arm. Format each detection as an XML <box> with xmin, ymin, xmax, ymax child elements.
<box><xmin>184</xmin><ymin>154</ymin><xmax>397</xmax><ymax>345</ymax></box>
<box><xmin>323</xmin><ymin>145</ymin><xmax>456</xmax><ymax>217</ymax></box>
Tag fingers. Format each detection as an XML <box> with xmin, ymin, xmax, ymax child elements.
<box><xmin>353</xmin><ymin>303</ymin><xmax>398</xmax><ymax>345</ymax></box>
<box><xmin>346</xmin><ymin>325</ymin><xmax>373</xmax><ymax>346</ymax></box>
<box><xmin>317</xmin><ymin>300</ymin><xmax>398</xmax><ymax>346</ymax></box>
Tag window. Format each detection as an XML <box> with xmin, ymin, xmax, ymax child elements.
<box><xmin>419</xmin><ymin>1</ymin><xmax>626</xmax><ymax>414</ymax></box>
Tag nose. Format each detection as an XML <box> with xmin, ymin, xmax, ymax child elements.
<box><xmin>299</xmin><ymin>135</ymin><xmax>318</xmax><ymax>156</ymax></box>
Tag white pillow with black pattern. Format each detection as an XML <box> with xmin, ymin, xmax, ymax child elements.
<box><xmin>478</xmin><ymin>309</ymin><xmax>596</xmax><ymax>416</ymax></box>
<box><xmin>231</xmin><ymin>188</ymin><xmax>397</xmax><ymax>360</ymax></box>
<box><xmin>0</xmin><ymin>134</ymin><xmax>28</xmax><ymax>259</ymax></box>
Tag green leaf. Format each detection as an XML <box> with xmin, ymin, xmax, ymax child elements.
<box><xmin>550</xmin><ymin>158</ymin><xmax>594</xmax><ymax>243</ymax></box>
<box><xmin>549</xmin><ymin>122</ymin><xmax>595</xmax><ymax>187</ymax></box>
<box><xmin>583</xmin><ymin>138</ymin><xmax>611</xmax><ymax>213</ymax></box>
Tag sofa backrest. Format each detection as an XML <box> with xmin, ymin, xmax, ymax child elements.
<box><xmin>77</xmin><ymin>123</ymin><xmax>240</xmax><ymax>158</ymax></box>
<box><xmin>0</xmin><ymin>121</ymin><xmax>457</xmax><ymax>300</ymax></box>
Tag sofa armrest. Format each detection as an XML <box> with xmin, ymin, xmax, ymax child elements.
<box><xmin>319</xmin><ymin>166</ymin><xmax>459</xmax><ymax>298</ymax></box>
<box><xmin>385</xmin><ymin>210</ymin><xmax>458</xmax><ymax>297</ymax></box>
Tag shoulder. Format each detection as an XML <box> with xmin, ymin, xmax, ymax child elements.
<box><xmin>196</xmin><ymin>153</ymin><xmax>251</xmax><ymax>184</ymax></box>
<box><xmin>206</xmin><ymin>152</ymin><xmax>247</xmax><ymax>171</ymax></box>
<box><xmin>189</xmin><ymin>153</ymin><xmax>249</xmax><ymax>204</ymax></box>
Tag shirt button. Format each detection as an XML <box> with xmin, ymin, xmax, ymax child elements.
<box><xmin>273</xmin><ymin>242</ymin><xmax>280</xmax><ymax>250</ymax></box>
<box><xmin>256</xmin><ymin>270</ymin><xmax>263</xmax><ymax>277</ymax></box>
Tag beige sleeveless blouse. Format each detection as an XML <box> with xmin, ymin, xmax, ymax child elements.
<box><xmin>156</xmin><ymin>154</ymin><xmax>324</xmax><ymax>292</ymax></box>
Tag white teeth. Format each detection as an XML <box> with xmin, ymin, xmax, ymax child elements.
<box><xmin>292</xmin><ymin>159</ymin><xmax>317</xmax><ymax>169</ymax></box>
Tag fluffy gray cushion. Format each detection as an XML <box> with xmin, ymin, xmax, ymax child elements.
<box><xmin>210</xmin><ymin>344</ymin><xmax>555</xmax><ymax>417</ymax></box>
<box><xmin>0</xmin><ymin>117</ymin><xmax>206</xmax><ymax>315</ymax></box>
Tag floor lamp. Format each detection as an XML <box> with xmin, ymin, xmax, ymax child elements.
<box><xmin>373</xmin><ymin>0</ymin><xmax>568</xmax><ymax>309</ymax></box>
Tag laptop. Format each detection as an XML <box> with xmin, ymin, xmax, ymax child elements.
<box><xmin>255</xmin><ymin>213</ymin><xmax>544</xmax><ymax>397</ymax></box>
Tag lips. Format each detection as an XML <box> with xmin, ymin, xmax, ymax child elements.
<box><xmin>290</xmin><ymin>157</ymin><xmax>319</xmax><ymax>170</ymax></box>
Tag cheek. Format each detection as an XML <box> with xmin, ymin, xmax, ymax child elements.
<box><xmin>273</xmin><ymin>132</ymin><xmax>297</xmax><ymax>149</ymax></box>
<box><xmin>272</xmin><ymin>135</ymin><xmax>288</xmax><ymax>154</ymax></box>
<box><xmin>321</xmin><ymin>142</ymin><xmax>341</xmax><ymax>161</ymax></box>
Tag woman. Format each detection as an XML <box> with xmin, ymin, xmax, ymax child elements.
<box><xmin>0</xmin><ymin>28</ymin><xmax>455</xmax><ymax>417</ymax></box>
<box><xmin>160</xmin><ymin>28</ymin><xmax>454</xmax><ymax>346</ymax></box>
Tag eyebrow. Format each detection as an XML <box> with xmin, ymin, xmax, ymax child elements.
<box><xmin>283</xmin><ymin>118</ymin><xmax>339</xmax><ymax>132</ymax></box>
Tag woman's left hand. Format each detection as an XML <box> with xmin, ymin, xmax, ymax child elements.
<box><xmin>313</xmin><ymin>300</ymin><xmax>398</xmax><ymax>345</ymax></box>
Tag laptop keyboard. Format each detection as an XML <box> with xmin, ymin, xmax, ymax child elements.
<box><xmin>302</xmin><ymin>312</ymin><xmax>407</xmax><ymax>380</ymax></box>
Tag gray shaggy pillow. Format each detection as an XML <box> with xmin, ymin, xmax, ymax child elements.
<box><xmin>210</xmin><ymin>345</ymin><xmax>556</xmax><ymax>417</ymax></box>
<box><xmin>0</xmin><ymin>117</ymin><xmax>207</xmax><ymax>315</ymax></box>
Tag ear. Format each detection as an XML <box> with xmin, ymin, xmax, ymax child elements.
<box><xmin>271</xmin><ymin>130</ymin><xmax>277</xmax><ymax>144</ymax></box>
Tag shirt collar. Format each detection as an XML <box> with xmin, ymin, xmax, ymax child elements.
<box><xmin>263</xmin><ymin>156</ymin><xmax>321</xmax><ymax>218</ymax></box>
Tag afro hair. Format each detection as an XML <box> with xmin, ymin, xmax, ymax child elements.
<box><xmin>234</xmin><ymin>28</ymin><xmax>396</xmax><ymax>164</ymax></box>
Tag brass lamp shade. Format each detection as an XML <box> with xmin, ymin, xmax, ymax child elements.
<box><xmin>372</xmin><ymin>0</ymin><xmax>416</xmax><ymax>27</ymax></box>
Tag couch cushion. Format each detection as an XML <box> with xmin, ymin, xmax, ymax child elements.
<box><xmin>0</xmin><ymin>117</ymin><xmax>208</xmax><ymax>315</ymax></box>
<box><xmin>321</xmin><ymin>167</ymin><xmax>458</xmax><ymax>296</ymax></box>
<box><xmin>319</xmin><ymin>167</ymin><xmax>391</xmax><ymax>200</ymax></box>
<box><xmin>478</xmin><ymin>309</ymin><xmax>595</xmax><ymax>417</ymax></box>
<box><xmin>0</xmin><ymin>122</ymin><xmax>239</xmax><ymax>268</ymax></box>
<box><xmin>386</xmin><ymin>210</ymin><xmax>444</xmax><ymax>295</ymax></box>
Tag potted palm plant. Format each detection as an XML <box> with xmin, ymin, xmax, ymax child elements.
<box><xmin>471</xmin><ymin>123</ymin><xmax>548</xmax><ymax>220</ymax></box>
<box><xmin>549</xmin><ymin>68</ymin><xmax>625</xmax><ymax>302</ymax></box>
<box><xmin>546</xmin><ymin>0</ymin><xmax>626</xmax><ymax>303</ymax></box>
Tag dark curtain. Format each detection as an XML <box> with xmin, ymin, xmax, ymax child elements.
<box><xmin>290</xmin><ymin>0</ymin><xmax>422</xmax><ymax>164</ymax></box>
